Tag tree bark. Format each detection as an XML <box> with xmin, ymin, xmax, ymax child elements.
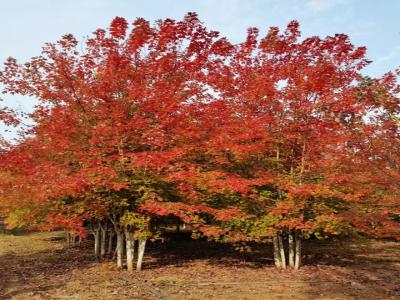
<box><xmin>107</xmin><ymin>231</ymin><xmax>114</xmax><ymax>256</ymax></box>
<box><xmin>272</xmin><ymin>236</ymin><xmax>282</xmax><ymax>268</ymax></box>
<box><xmin>66</xmin><ymin>232</ymin><xmax>71</xmax><ymax>247</ymax></box>
<box><xmin>116</xmin><ymin>229</ymin><xmax>124</xmax><ymax>268</ymax></box>
<box><xmin>100</xmin><ymin>222</ymin><xmax>107</xmax><ymax>259</ymax></box>
<box><xmin>277</xmin><ymin>233</ymin><xmax>286</xmax><ymax>269</ymax></box>
<box><xmin>94</xmin><ymin>227</ymin><xmax>101</xmax><ymax>261</ymax></box>
<box><xmin>288</xmin><ymin>231</ymin><xmax>295</xmax><ymax>268</ymax></box>
<box><xmin>71</xmin><ymin>234</ymin><xmax>76</xmax><ymax>247</ymax></box>
<box><xmin>294</xmin><ymin>231</ymin><xmax>302</xmax><ymax>270</ymax></box>
<box><xmin>125</xmin><ymin>229</ymin><xmax>135</xmax><ymax>273</ymax></box>
<box><xmin>136</xmin><ymin>239</ymin><xmax>147</xmax><ymax>271</ymax></box>
<box><xmin>122</xmin><ymin>234</ymin><xmax>126</xmax><ymax>259</ymax></box>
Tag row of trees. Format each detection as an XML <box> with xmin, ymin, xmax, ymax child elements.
<box><xmin>0</xmin><ymin>13</ymin><xmax>399</xmax><ymax>271</ymax></box>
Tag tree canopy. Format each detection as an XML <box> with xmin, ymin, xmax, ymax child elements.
<box><xmin>1</xmin><ymin>13</ymin><xmax>399</xmax><ymax>270</ymax></box>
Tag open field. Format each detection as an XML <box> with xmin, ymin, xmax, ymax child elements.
<box><xmin>0</xmin><ymin>231</ymin><xmax>399</xmax><ymax>300</ymax></box>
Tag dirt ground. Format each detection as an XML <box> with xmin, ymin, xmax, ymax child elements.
<box><xmin>0</xmin><ymin>230</ymin><xmax>399</xmax><ymax>300</ymax></box>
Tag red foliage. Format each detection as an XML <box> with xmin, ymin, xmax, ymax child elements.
<box><xmin>0</xmin><ymin>13</ymin><xmax>399</xmax><ymax>242</ymax></box>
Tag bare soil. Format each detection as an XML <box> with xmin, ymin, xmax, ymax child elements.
<box><xmin>0</xmin><ymin>231</ymin><xmax>399</xmax><ymax>299</ymax></box>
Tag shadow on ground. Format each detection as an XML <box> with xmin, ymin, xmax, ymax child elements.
<box><xmin>144</xmin><ymin>234</ymin><xmax>400</xmax><ymax>299</ymax></box>
<box><xmin>0</xmin><ymin>231</ymin><xmax>399</xmax><ymax>299</ymax></box>
<box><xmin>0</xmin><ymin>233</ymin><xmax>94</xmax><ymax>299</ymax></box>
<box><xmin>145</xmin><ymin>232</ymin><xmax>273</xmax><ymax>270</ymax></box>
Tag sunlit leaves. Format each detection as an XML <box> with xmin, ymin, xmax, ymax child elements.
<box><xmin>0</xmin><ymin>13</ymin><xmax>399</xmax><ymax>242</ymax></box>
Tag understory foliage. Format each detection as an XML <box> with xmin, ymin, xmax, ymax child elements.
<box><xmin>0</xmin><ymin>13</ymin><xmax>399</xmax><ymax>270</ymax></box>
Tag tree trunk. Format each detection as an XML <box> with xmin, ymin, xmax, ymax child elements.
<box><xmin>71</xmin><ymin>234</ymin><xmax>76</xmax><ymax>247</ymax></box>
<box><xmin>278</xmin><ymin>234</ymin><xmax>286</xmax><ymax>269</ymax></box>
<box><xmin>136</xmin><ymin>239</ymin><xmax>147</xmax><ymax>271</ymax></box>
<box><xmin>94</xmin><ymin>228</ymin><xmax>101</xmax><ymax>261</ymax></box>
<box><xmin>107</xmin><ymin>231</ymin><xmax>114</xmax><ymax>256</ymax></box>
<box><xmin>66</xmin><ymin>232</ymin><xmax>71</xmax><ymax>247</ymax></box>
<box><xmin>113</xmin><ymin>243</ymin><xmax>117</xmax><ymax>259</ymax></box>
<box><xmin>125</xmin><ymin>229</ymin><xmax>135</xmax><ymax>272</ymax></box>
<box><xmin>294</xmin><ymin>232</ymin><xmax>302</xmax><ymax>270</ymax></box>
<box><xmin>272</xmin><ymin>236</ymin><xmax>282</xmax><ymax>268</ymax></box>
<box><xmin>122</xmin><ymin>235</ymin><xmax>126</xmax><ymax>259</ymax></box>
<box><xmin>116</xmin><ymin>229</ymin><xmax>124</xmax><ymax>268</ymax></box>
<box><xmin>100</xmin><ymin>223</ymin><xmax>107</xmax><ymax>259</ymax></box>
<box><xmin>288</xmin><ymin>231</ymin><xmax>295</xmax><ymax>268</ymax></box>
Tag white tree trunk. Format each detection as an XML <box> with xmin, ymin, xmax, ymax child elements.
<box><xmin>288</xmin><ymin>231</ymin><xmax>295</xmax><ymax>268</ymax></box>
<box><xmin>136</xmin><ymin>239</ymin><xmax>147</xmax><ymax>271</ymax></box>
<box><xmin>125</xmin><ymin>229</ymin><xmax>135</xmax><ymax>272</ymax></box>
<box><xmin>116</xmin><ymin>230</ymin><xmax>124</xmax><ymax>268</ymax></box>
<box><xmin>278</xmin><ymin>234</ymin><xmax>286</xmax><ymax>269</ymax></box>
<box><xmin>94</xmin><ymin>228</ymin><xmax>101</xmax><ymax>261</ymax></box>
<box><xmin>100</xmin><ymin>223</ymin><xmax>107</xmax><ymax>259</ymax></box>
<box><xmin>107</xmin><ymin>231</ymin><xmax>114</xmax><ymax>256</ymax></box>
<box><xmin>272</xmin><ymin>236</ymin><xmax>282</xmax><ymax>268</ymax></box>
<box><xmin>294</xmin><ymin>232</ymin><xmax>301</xmax><ymax>270</ymax></box>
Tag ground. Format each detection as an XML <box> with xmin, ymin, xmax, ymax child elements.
<box><xmin>0</xmin><ymin>230</ymin><xmax>399</xmax><ymax>300</ymax></box>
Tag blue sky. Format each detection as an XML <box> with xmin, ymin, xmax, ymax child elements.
<box><xmin>1</xmin><ymin>0</ymin><xmax>400</xmax><ymax>140</ymax></box>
